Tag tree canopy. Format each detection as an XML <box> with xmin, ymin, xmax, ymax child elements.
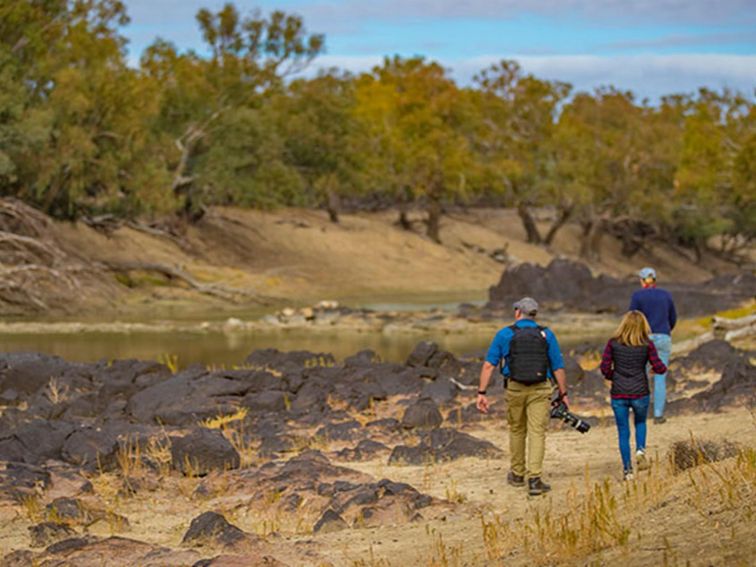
<box><xmin>0</xmin><ymin>0</ymin><xmax>753</xmax><ymax>258</ymax></box>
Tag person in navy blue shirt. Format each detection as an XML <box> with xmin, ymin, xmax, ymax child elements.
<box><xmin>629</xmin><ymin>267</ymin><xmax>677</xmax><ymax>424</ymax></box>
<box><xmin>477</xmin><ymin>297</ymin><xmax>568</xmax><ymax>496</ymax></box>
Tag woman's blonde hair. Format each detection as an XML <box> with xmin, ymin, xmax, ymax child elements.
<box><xmin>613</xmin><ymin>310</ymin><xmax>651</xmax><ymax>347</ymax></box>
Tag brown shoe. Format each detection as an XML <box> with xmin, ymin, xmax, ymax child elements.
<box><xmin>507</xmin><ymin>471</ymin><xmax>525</xmax><ymax>487</ymax></box>
<box><xmin>528</xmin><ymin>477</ymin><xmax>551</xmax><ymax>496</ymax></box>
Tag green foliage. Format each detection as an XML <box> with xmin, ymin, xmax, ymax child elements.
<box><xmin>0</xmin><ymin>1</ymin><xmax>752</xmax><ymax>255</ymax></box>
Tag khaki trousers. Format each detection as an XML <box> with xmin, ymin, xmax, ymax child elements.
<box><xmin>507</xmin><ymin>380</ymin><xmax>552</xmax><ymax>478</ymax></box>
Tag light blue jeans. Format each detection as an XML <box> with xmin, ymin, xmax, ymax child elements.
<box><xmin>611</xmin><ymin>396</ymin><xmax>650</xmax><ymax>471</ymax></box>
<box><xmin>650</xmin><ymin>333</ymin><xmax>671</xmax><ymax>418</ymax></box>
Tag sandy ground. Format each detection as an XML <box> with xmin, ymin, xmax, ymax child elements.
<box><xmin>2</xmin><ymin>407</ymin><xmax>754</xmax><ymax>566</ymax></box>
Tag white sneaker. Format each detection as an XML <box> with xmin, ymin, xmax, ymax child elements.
<box><xmin>636</xmin><ymin>450</ymin><xmax>650</xmax><ymax>471</ymax></box>
<box><xmin>623</xmin><ymin>470</ymin><xmax>635</xmax><ymax>481</ymax></box>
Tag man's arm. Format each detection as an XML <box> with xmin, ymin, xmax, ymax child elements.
<box><xmin>629</xmin><ymin>291</ymin><xmax>640</xmax><ymax>312</ymax></box>
<box><xmin>476</xmin><ymin>362</ymin><xmax>496</xmax><ymax>413</ymax></box>
<box><xmin>553</xmin><ymin>368</ymin><xmax>569</xmax><ymax>407</ymax></box>
<box><xmin>668</xmin><ymin>294</ymin><xmax>677</xmax><ymax>331</ymax></box>
<box><xmin>546</xmin><ymin>329</ymin><xmax>569</xmax><ymax>406</ymax></box>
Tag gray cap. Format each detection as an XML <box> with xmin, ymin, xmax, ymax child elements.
<box><xmin>638</xmin><ymin>267</ymin><xmax>656</xmax><ymax>279</ymax></box>
<box><xmin>513</xmin><ymin>297</ymin><xmax>539</xmax><ymax>314</ymax></box>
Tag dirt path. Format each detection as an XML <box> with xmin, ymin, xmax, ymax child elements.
<box><xmin>308</xmin><ymin>408</ymin><xmax>756</xmax><ymax>566</ymax></box>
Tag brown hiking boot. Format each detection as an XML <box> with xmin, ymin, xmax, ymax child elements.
<box><xmin>528</xmin><ymin>477</ymin><xmax>551</xmax><ymax>496</ymax></box>
<box><xmin>507</xmin><ymin>471</ymin><xmax>525</xmax><ymax>487</ymax></box>
<box><xmin>653</xmin><ymin>416</ymin><xmax>667</xmax><ymax>424</ymax></box>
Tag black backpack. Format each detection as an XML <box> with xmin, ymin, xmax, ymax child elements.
<box><xmin>508</xmin><ymin>325</ymin><xmax>549</xmax><ymax>384</ymax></box>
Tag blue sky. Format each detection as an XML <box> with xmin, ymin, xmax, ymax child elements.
<box><xmin>123</xmin><ymin>0</ymin><xmax>756</xmax><ymax>100</ymax></box>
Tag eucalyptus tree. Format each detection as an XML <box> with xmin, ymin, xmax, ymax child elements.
<box><xmin>141</xmin><ymin>2</ymin><xmax>324</xmax><ymax>218</ymax></box>
<box><xmin>354</xmin><ymin>56</ymin><xmax>475</xmax><ymax>243</ymax></box>
<box><xmin>473</xmin><ymin>60</ymin><xmax>571</xmax><ymax>245</ymax></box>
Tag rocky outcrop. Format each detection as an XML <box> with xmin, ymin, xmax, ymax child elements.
<box><xmin>488</xmin><ymin>259</ymin><xmax>754</xmax><ymax>316</ymax></box>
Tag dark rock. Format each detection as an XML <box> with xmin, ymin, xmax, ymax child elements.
<box><xmin>344</xmin><ymin>350</ymin><xmax>382</xmax><ymax>367</ymax></box>
<box><xmin>672</xmin><ymin>340</ymin><xmax>742</xmax><ymax>373</ymax></box>
<box><xmin>29</xmin><ymin>522</ymin><xmax>76</xmax><ymax>547</ymax></box>
<box><xmin>61</xmin><ymin>427</ymin><xmax>120</xmax><ymax>472</ymax></box>
<box><xmin>243</xmin><ymin>390</ymin><xmax>287</xmax><ymax>412</ymax></box>
<box><xmin>45</xmin><ymin>497</ymin><xmax>96</xmax><ymax>525</ymax></box>
<box><xmin>46</xmin><ymin>536</ymin><xmax>93</xmax><ymax>554</ymax></box>
<box><xmin>406</xmin><ymin>342</ymin><xmax>439</xmax><ymax>367</ymax></box>
<box><xmin>336</xmin><ymin>440</ymin><xmax>389</xmax><ymax>461</ymax></box>
<box><xmin>401</xmin><ymin>398</ymin><xmax>443</xmax><ymax>429</ymax></box>
<box><xmin>0</xmin><ymin>353</ymin><xmax>85</xmax><ymax>402</ymax></box>
<box><xmin>0</xmin><ymin>420</ymin><xmax>75</xmax><ymax>465</ymax></box>
<box><xmin>289</xmin><ymin>380</ymin><xmax>330</xmax><ymax>412</ymax></box>
<box><xmin>258</xmin><ymin>435</ymin><xmax>295</xmax><ymax>458</ymax></box>
<box><xmin>488</xmin><ymin>259</ymin><xmax>755</xmax><ymax>316</ymax></box>
<box><xmin>171</xmin><ymin>429</ymin><xmax>240</xmax><ymax>476</ymax></box>
<box><xmin>182</xmin><ymin>512</ymin><xmax>246</xmax><ymax>547</ymax></box>
<box><xmin>0</xmin><ymin>462</ymin><xmax>52</xmax><ymax>501</ymax></box>
<box><xmin>313</xmin><ymin>509</ymin><xmax>348</xmax><ymax>533</ymax></box>
<box><xmin>366</xmin><ymin>418</ymin><xmax>401</xmax><ymax>431</ymax></box>
<box><xmin>388</xmin><ymin>445</ymin><xmax>432</xmax><ymax>466</ymax></box>
<box><xmin>421</xmin><ymin>377</ymin><xmax>457</xmax><ymax>405</ymax></box>
<box><xmin>315</xmin><ymin>420</ymin><xmax>362</xmax><ymax>442</ymax></box>
<box><xmin>389</xmin><ymin>428</ymin><xmax>503</xmax><ymax>465</ymax></box>
<box><xmin>669</xmin><ymin>354</ymin><xmax>755</xmax><ymax>413</ymax></box>
<box><xmin>245</xmin><ymin>349</ymin><xmax>336</xmax><ymax>373</ymax></box>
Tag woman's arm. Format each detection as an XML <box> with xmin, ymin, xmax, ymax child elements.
<box><xmin>599</xmin><ymin>341</ymin><xmax>614</xmax><ymax>379</ymax></box>
<box><xmin>647</xmin><ymin>340</ymin><xmax>668</xmax><ymax>375</ymax></box>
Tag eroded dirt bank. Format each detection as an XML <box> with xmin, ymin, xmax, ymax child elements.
<box><xmin>3</xmin><ymin>203</ymin><xmax>746</xmax><ymax>319</ymax></box>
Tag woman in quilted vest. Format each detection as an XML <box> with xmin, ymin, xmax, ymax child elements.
<box><xmin>600</xmin><ymin>311</ymin><xmax>668</xmax><ymax>480</ymax></box>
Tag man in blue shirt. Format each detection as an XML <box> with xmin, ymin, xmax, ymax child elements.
<box><xmin>477</xmin><ymin>297</ymin><xmax>568</xmax><ymax>496</ymax></box>
<box><xmin>629</xmin><ymin>267</ymin><xmax>677</xmax><ymax>424</ymax></box>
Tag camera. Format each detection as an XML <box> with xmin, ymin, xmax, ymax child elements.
<box><xmin>550</xmin><ymin>401</ymin><xmax>591</xmax><ymax>434</ymax></box>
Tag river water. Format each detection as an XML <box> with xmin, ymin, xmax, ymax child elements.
<box><xmin>0</xmin><ymin>294</ymin><xmax>611</xmax><ymax>367</ymax></box>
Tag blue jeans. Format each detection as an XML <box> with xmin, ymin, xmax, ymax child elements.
<box><xmin>611</xmin><ymin>396</ymin><xmax>650</xmax><ymax>471</ymax></box>
<box><xmin>650</xmin><ymin>333</ymin><xmax>671</xmax><ymax>418</ymax></box>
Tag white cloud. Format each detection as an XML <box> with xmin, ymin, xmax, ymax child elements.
<box><xmin>299</xmin><ymin>0</ymin><xmax>756</xmax><ymax>27</ymax></box>
<box><xmin>312</xmin><ymin>53</ymin><xmax>756</xmax><ymax>100</ymax></box>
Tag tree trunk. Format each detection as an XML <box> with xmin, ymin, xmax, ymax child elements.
<box><xmin>397</xmin><ymin>209</ymin><xmax>412</xmax><ymax>230</ymax></box>
<box><xmin>426</xmin><ymin>194</ymin><xmax>442</xmax><ymax>244</ymax></box>
<box><xmin>579</xmin><ymin>217</ymin><xmax>604</xmax><ymax>260</ymax></box>
<box><xmin>326</xmin><ymin>188</ymin><xmax>340</xmax><ymax>224</ymax></box>
<box><xmin>543</xmin><ymin>203</ymin><xmax>574</xmax><ymax>246</ymax></box>
<box><xmin>516</xmin><ymin>201</ymin><xmax>542</xmax><ymax>244</ymax></box>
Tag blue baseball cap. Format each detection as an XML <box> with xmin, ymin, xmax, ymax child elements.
<box><xmin>638</xmin><ymin>267</ymin><xmax>656</xmax><ymax>279</ymax></box>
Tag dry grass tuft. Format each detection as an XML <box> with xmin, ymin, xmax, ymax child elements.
<box><xmin>670</xmin><ymin>436</ymin><xmax>740</xmax><ymax>472</ymax></box>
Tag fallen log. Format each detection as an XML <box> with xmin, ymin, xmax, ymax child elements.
<box><xmin>101</xmin><ymin>261</ymin><xmax>272</xmax><ymax>305</ymax></box>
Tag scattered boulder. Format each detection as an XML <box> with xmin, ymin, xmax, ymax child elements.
<box><xmin>315</xmin><ymin>420</ymin><xmax>362</xmax><ymax>442</ymax></box>
<box><xmin>336</xmin><ymin>440</ymin><xmax>390</xmax><ymax>461</ymax></box>
<box><xmin>182</xmin><ymin>512</ymin><xmax>247</xmax><ymax>547</ymax></box>
<box><xmin>0</xmin><ymin>420</ymin><xmax>75</xmax><ymax>465</ymax></box>
<box><xmin>313</xmin><ymin>509</ymin><xmax>348</xmax><ymax>534</ymax></box>
<box><xmin>171</xmin><ymin>429</ymin><xmax>241</xmax><ymax>476</ymax></box>
<box><xmin>406</xmin><ymin>341</ymin><xmax>438</xmax><ymax>368</ymax></box>
<box><xmin>421</xmin><ymin>377</ymin><xmax>457</xmax><ymax>405</ymax></box>
<box><xmin>0</xmin><ymin>462</ymin><xmax>51</xmax><ymax>502</ymax></box>
<box><xmin>29</xmin><ymin>522</ymin><xmax>76</xmax><ymax>547</ymax></box>
<box><xmin>243</xmin><ymin>390</ymin><xmax>287</xmax><ymax>412</ymax></box>
<box><xmin>401</xmin><ymin>398</ymin><xmax>443</xmax><ymax>429</ymax></box>
<box><xmin>487</xmin><ymin>259</ymin><xmax>755</xmax><ymax>315</ymax></box>
<box><xmin>344</xmin><ymin>350</ymin><xmax>381</xmax><ymax>367</ymax></box>
<box><xmin>61</xmin><ymin>427</ymin><xmax>120</xmax><ymax>472</ymax></box>
<box><xmin>389</xmin><ymin>428</ymin><xmax>503</xmax><ymax>465</ymax></box>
